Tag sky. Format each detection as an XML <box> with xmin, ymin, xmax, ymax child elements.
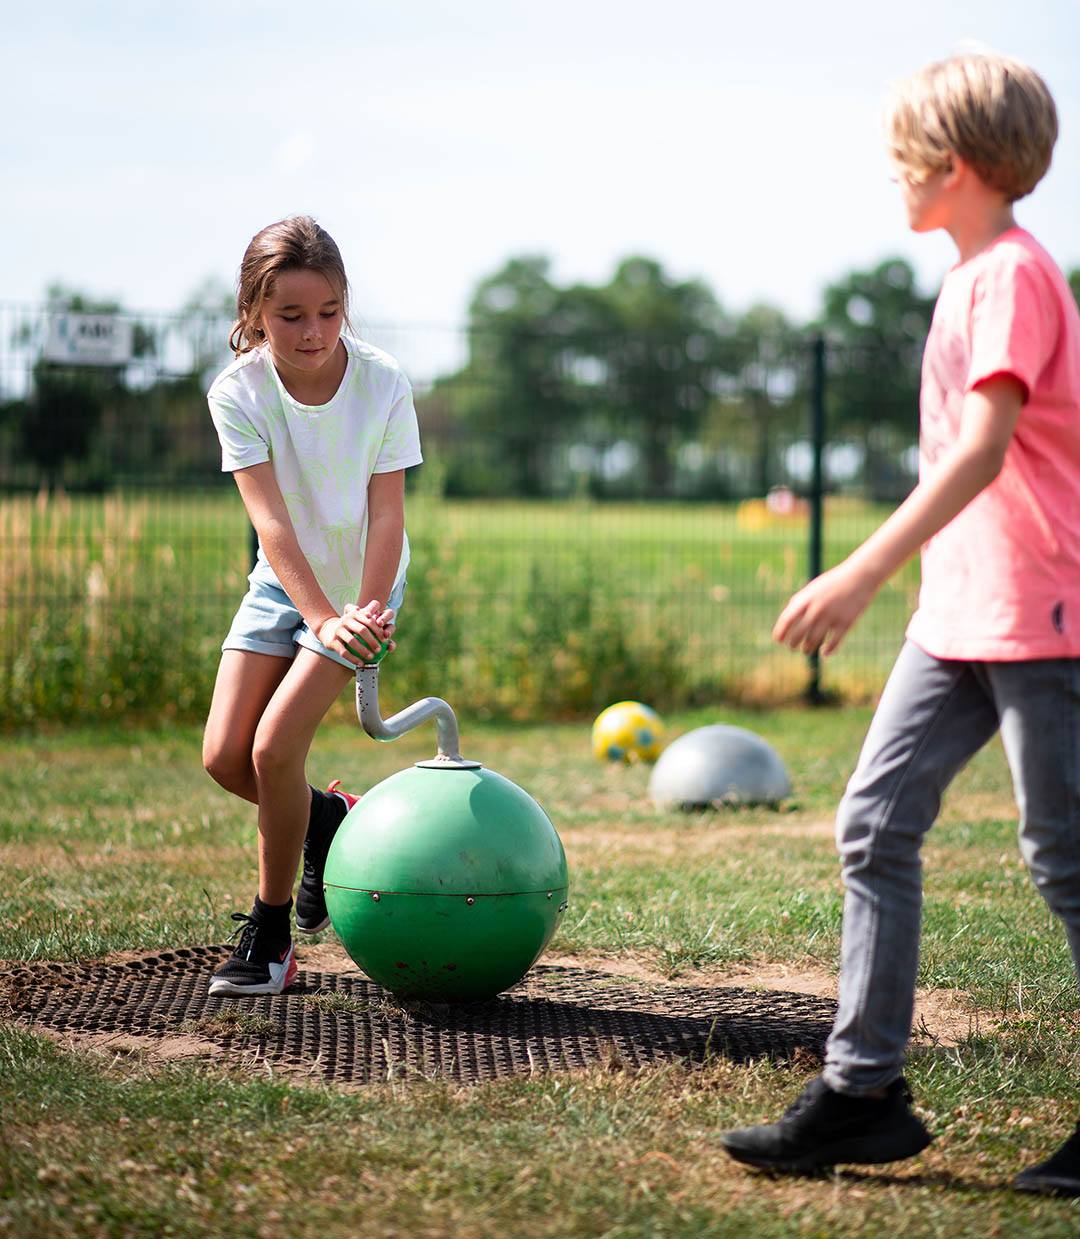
<box><xmin>3</xmin><ymin>1</ymin><xmax>1078</xmax><ymax>379</ymax></box>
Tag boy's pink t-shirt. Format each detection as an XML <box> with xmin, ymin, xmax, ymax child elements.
<box><xmin>907</xmin><ymin>228</ymin><xmax>1080</xmax><ymax>661</ymax></box>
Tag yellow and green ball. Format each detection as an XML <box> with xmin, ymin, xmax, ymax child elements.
<box><xmin>592</xmin><ymin>701</ymin><xmax>665</xmax><ymax>764</ymax></box>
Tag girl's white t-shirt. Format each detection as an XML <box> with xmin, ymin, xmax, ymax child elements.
<box><xmin>207</xmin><ymin>336</ymin><xmax>423</xmax><ymax>614</ymax></box>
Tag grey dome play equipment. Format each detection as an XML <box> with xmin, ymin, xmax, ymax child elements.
<box><xmin>648</xmin><ymin>724</ymin><xmax>791</xmax><ymax>809</ymax></box>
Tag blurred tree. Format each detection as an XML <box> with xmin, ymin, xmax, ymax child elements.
<box><xmin>818</xmin><ymin>258</ymin><xmax>933</xmax><ymax>499</ymax></box>
<box><xmin>450</xmin><ymin>256</ymin><xmax>580</xmax><ymax>495</ymax></box>
<box><xmin>1068</xmin><ymin>268</ymin><xmax>1080</xmax><ymax>310</ymax></box>
<box><xmin>731</xmin><ymin>303</ymin><xmax>802</xmax><ymax>495</ymax></box>
<box><xmin>564</xmin><ymin>257</ymin><xmax>738</xmax><ymax>495</ymax></box>
<box><xmin>427</xmin><ymin>255</ymin><xmax>788</xmax><ymax>498</ymax></box>
<box><xmin>819</xmin><ymin>258</ymin><xmax>932</xmax><ymax>431</ymax></box>
<box><xmin>43</xmin><ymin>284</ymin><xmax>122</xmax><ymax>315</ymax></box>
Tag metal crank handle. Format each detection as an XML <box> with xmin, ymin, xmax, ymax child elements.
<box><xmin>354</xmin><ymin>663</ymin><xmax>479</xmax><ymax>769</ymax></box>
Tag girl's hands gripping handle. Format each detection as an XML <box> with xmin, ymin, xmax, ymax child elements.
<box><xmin>317</xmin><ymin>601</ymin><xmax>396</xmax><ymax>666</ymax></box>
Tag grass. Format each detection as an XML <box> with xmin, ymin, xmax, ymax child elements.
<box><xmin>3</xmin><ymin>1028</ymin><xmax>1078</xmax><ymax>1237</ymax></box>
<box><xmin>2</xmin><ymin>706</ymin><xmax>1079</xmax><ymax>1233</ymax></box>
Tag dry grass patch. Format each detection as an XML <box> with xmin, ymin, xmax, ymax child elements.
<box><xmin>4</xmin><ymin>841</ymin><xmax>250</xmax><ymax>873</ymax></box>
<box><xmin>939</xmin><ymin>788</ymin><xmax>1019</xmax><ymax>824</ymax></box>
<box><xmin>561</xmin><ymin>815</ymin><xmax>838</xmax><ymax>864</ymax></box>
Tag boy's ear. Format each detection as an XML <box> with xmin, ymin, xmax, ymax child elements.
<box><xmin>942</xmin><ymin>154</ymin><xmax>966</xmax><ymax>189</ymax></box>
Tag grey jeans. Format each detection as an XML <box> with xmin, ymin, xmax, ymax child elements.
<box><xmin>824</xmin><ymin>640</ymin><xmax>1080</xmax><ymax>1095</ymax></box>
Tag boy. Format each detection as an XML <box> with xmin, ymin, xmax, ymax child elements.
<box><xmin>722</xmin><ymin>52</ymin><xmax>1080</xmax><ymax>1196</ymax></box>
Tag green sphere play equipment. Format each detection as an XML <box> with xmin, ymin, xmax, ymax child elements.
<box><xmin>323</xmin><ymin>649</ymin><xmax>568</xmax><ymax>1003</ymax></box>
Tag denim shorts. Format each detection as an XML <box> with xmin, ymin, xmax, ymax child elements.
<box><xmin>222</xmin><ymin>559</ymin><xmax>406</xmax><ymax>671</ymax></box>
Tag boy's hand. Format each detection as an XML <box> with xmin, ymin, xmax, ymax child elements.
<box><xmin>773</xmin><ymin>562</ymin><xmax>879</xmax><ymax>656</ymax></box>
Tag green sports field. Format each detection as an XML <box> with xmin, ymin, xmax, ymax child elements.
<box><xmin>0</xmin><ymin>491</ymin><xmax>920</xmax><ymax>728</ymax></box>
<box><xmin>1</xmin><ymin>707</ymin><xmax>1078</xmax><ymax>1235</ymax></box>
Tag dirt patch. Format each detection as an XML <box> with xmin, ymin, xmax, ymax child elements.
<box><xmin>29</xmin><ymin>942</ymin><xmax>329</xmax><ymax>973</ymax></box>
<box><xmin>89</xmin><ymin>947</ymin><xmax>178</xmax><ymax>967</ymax></box>
<box><xmin>35</xmin><ymin>1024</ymin><xmax>220</xmax><ymax>1063</ymax></box>
<box><xmin>561</xmin><ymin>817</ymin><xmax>837</xmax><ymax>861</ymax></box>
<box><xmin>572</xmin><ymin>792</ymin><xmax>639</xmax><ymax>814</ymax></box>
<box><xmin>295</xmin><ymin>941</ymin><xmax>358</xmax><ymax>974</ymax></box>
<box><xmin>711</xmin><ymin>960</ymin><xmax>992</xmax><ymax>1048</ymax></box>
<box><xmin>543</xmin><ymin>950</ymin><xmax>672</xmax><ymax>985</ymax></box>
<box><xmin>30</xmin><ymin>1023</ymin><xmax>334</xmax><ymax>1088</ymax></box>
<box><xmin>756</xmin><ymin>818</ymin><xmax>837</xmax><ymax>840</ymax></box>
<box><xmin>939</xmin><ymin>790</ymin><xmax>1017</xmax><ymax>823</ymax></box>
<box><xmin>5</xmin><ymin>841</ymin><xmax>249</xmax><ymax>872</ymax></box>
<box><xmin>908</xmin><ymin>990</ymin><xmax>992</xmax><ymax>1048</ymax></box>
<box><xmin>545</xmin><ymin>951</ymin><xmax>992</xmax><ymax>1048</ymax></box>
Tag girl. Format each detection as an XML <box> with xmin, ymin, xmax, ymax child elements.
<box><xmin>202</xmin><ymin>216</ymin><xmax>423</xmax><ymax>996</ymax></box>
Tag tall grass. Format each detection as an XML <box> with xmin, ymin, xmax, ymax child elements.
<box><xmin>0</xmin><ymin>491</ymin><xmax>919</xmax><ymax>728</ymax></box>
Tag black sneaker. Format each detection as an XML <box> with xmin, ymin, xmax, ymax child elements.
<box><xmin>295</xmin><ymin>780</ymin><xmax>359</xmax><ymax>935</ymax></box>
<box><xmin>208</xmin><ymin>911</ymin><xmax>297</xmax><ymax>997</ymax></box>
<box><xmin>721</xmin><ymin>1075</ymin><xmax>932</xmax><ymax>1173</ymax></box>
<box><xmin>1014</xmin><ymin>1122</ymin><xmax>1080</xmax><ymax>1197</ymax></box>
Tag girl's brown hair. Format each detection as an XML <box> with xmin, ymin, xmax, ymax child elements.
<box><xmin>229</xmin><ymin>216</ymin><xmax>351</xmax><ymax>355</ymax></box>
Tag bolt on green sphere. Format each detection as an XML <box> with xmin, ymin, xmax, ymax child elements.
<box><xmin>324</xmin><ymin>763</ymin><xmax>569</xmax><ymax>1003</ymax></box>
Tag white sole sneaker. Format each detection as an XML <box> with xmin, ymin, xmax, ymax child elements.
<box><xmin>207</xmin><ymin>945</ymin><xmax>297</xmax><ymax>997</ymax></box>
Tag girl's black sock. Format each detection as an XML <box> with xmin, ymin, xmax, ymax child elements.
<box><xmin>252</xmin><ymin>894</ymin><xmax>292</xmax><ymax>929</ymax></box>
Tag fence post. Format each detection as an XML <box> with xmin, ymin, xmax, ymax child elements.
<box><xmin>807</xmin><ymin>335</ymin><xmax>826</xmax><ymax>705</ymax></box>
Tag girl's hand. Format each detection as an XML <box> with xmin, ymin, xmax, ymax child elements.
<box><xmin>773</xmin><ymin>562</ymin><xmax>879</xmax><ymax>656</ymax></box>
<box><xmin>345</xmin><ymin>600</ymin><xmax>398</xmax><ymax>657</ymax></box>
<box><xmin>348</xmin><ymin>599</ymin><xmax>396</xmax><ymax>637</ymax></box>
<box><xmin>317</xmin><ymin>604</ymin><xmax>391</xmax><ymax>665</ymax></box>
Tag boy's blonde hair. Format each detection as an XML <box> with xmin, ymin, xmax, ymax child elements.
<box><xmin>886</xmin><ymin>52</ymin><xmax>1057</xmax><ymax>202</ymax></box>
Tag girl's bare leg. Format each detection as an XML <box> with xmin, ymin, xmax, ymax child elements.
<box><xmin>250</xmin><ymin>648</ymin><xmax>353</xmax><ymax>904</ymax></box>
<box><xmin>202</xmin><ymin>651</ymin><xmax>292</xmax><ymax>803</ymax></box>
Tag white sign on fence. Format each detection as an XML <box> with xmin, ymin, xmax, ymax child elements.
<box><xmin>44</xmin><ymin>313</ymin><xmax>135</xmax><ymax>365</ymax></box>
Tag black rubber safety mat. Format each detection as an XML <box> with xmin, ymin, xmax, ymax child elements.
<box><xmin>1</xmin><ymin>947</ymin><xmax>837</xmax><ymax>1086</ymax></box>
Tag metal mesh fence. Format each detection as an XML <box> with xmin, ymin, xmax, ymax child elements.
<box><xmin>0</xmin><ymin>303</ymin><xmax>920</xmax><ymax>726</ymax></box>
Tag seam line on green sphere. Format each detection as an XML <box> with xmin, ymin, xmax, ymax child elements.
<box><xmin>323</xmin><ymin>885</ymin><xmax>570</xmax><ymax>897</ymax></box>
